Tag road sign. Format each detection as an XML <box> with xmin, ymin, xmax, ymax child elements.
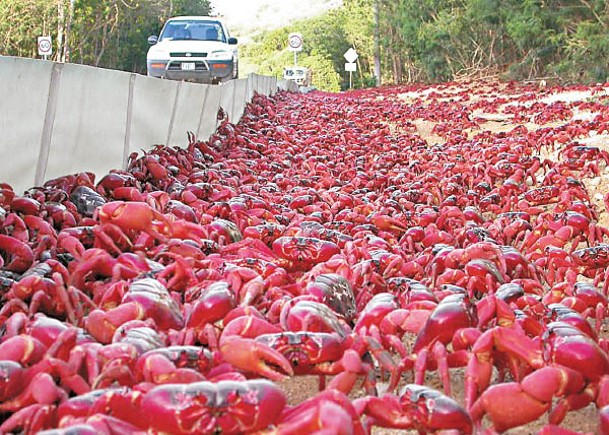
<box><xmin>345</xmin><ymin>61</ymin><xmax>356</xmax><ymax>89</ymax></box>
<box><xmin>288</xmin><ymin>33</ymin><xmax>303</xmax><ymax>52</ymax></box>
<box><xmin>343</xmin><ymin>48</ymin><xmax>358</xmax><ymax>64</ymax></box>
<box><xmin>38</xmin><ymin>36</ymin><xmax>52</xmax><ymax>57</ymax></box>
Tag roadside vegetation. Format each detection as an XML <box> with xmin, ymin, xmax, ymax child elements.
<box><xmin>2</xmin><ymin>0</ymin><xmax>608</xmax><ymax>91</ymax></box>
<box><xmin>243</xmin><ymin>0</ymin><xmax>609</xmax><ymax>90</ymax></box>
<box><xmin>0</xmin><ymin>0</ymin><xmax>211</xmax><ymax>73</ymax></box>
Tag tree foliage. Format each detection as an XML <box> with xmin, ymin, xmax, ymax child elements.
<box><xmin>380</xmin><ymin>0</ymin><xmax>609</xmax><ymax>84</ymax></box>
<box><xmin>240</xmin><ymin>1</ymin><xmax>370</xmax><ymax>91</ymax></box>
<box><xmin>1</xmin><ymin>0</ymin><xmax>608</xmax><ymax>88</ymax></box>
<box><xmin>242</xmin><ymin>0</ymin><xmax>609</xmax><ymax>87</ymax></box>
<box><xmin>0</xmin><ymin>1</ymin><xmax>57</xmax><ymax>58</ymax></box>
<box><xmin>0</xmin><ymin>0</ymin><xmax>210</xmax><ymax>73</ymax></box>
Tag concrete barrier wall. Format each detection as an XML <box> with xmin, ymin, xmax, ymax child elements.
<box><xmin>198</xmin><ymin>84</ymin><xmax>223</xmax><ymax>140</ymax></box>
<box><xmin>0</xmin><ymin>56</ymin><xmax>279</xmax><ymax>193</ymax></box>
<box><xmin>167</xmin><ymin>80</ymin><xmax>207</xmax><ymax>147</ymax></box>
<box><xmin>0</xmin><ymin>57</ymin><xmax>54</xmax><ymax>193</ymax></box>
<box><xmin>45</xmin><ymin>64</ymin><xmax>131</xmax><ymax>183</ymax></box>
<box><xmin>278</xmin><ymin>79</ymin><xmax>300</xmax><ymax>92</ymax></box>
<box><xmin>129</xmin><ymin>75</ymin><xmax>178</xmax><ymax>161</ymax></box>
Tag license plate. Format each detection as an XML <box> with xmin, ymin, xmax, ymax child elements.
<box><xmin>181</xmin><ymin>62</ymin><xmax>195</xmax><ymax>71</ymax></box>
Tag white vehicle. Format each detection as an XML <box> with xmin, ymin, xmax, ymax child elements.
<box><xmin>146</xmin><ymin>16</ymin><xmax>238</xmax><ymax>84</ymax></box>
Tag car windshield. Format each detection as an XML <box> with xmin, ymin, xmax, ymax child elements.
<box><xmin>159</xmin><ymin>20</ymin><xmax>226</xmax><ymax>42</ymax></box>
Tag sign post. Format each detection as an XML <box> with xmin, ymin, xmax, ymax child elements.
<box><xmin>38</xmin><ymin>36</ymin><xmax>52</xmax><ymax>60</ymax></box>
<box><xmin>345</xmin><ymin>62</ymin><xmax>357</xmax><ymax>89</ymax></box>
<box><xmin>288</xmin><ymin>33</ymin><xmax>303</xmax><ymax>66</ymax></box>
<box><xmin>343</xmin><ymin>48</ymin><xmax>358</xmax><ymax>89</ymax></box>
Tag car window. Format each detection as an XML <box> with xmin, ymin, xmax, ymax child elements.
<box><xmin>160</xmin><ymin>22</ymin><xmax>190</xmax><ymax>41</ymax></box>
<box><xmin>160</xmin><ymin>20</ymin><xmax>226</xmax><ymax>42</ymax></box>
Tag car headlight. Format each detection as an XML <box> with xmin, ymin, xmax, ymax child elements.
<box><xmin>208</xmin><ymin>50</ymin><xmax>233</xmax><ymax>61</ymax></box>
<box><xmin>147</xmin><ymin>46</ymin><xmax>169</xmax><ymax>59</ymax></box>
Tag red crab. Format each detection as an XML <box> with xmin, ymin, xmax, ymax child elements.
<box><xmin>255</xmin><ymin>330</ymin><xmax>396</xmax><ymax>395</ymax></box>
<box><xmin>137</xmin><ymin>379</ymin><xmax>287</xmax><ymax>434</ymax></box>
<box><xmin>354</xmin><ymin>384</ymin><xmax>473</xmax><ymax>434</ymax></box>
<box><xmin>272</xmin><ymin>236</ymin><xmax>340</xmax><ymax>271</ymax></box>
<box><xmin>93</xmin><ymin>201</ymin><xmax>172</xmax><ymax>253</ymax></box>
<box><xmin>398</xmin><ymin>292</ymin><xmax>477</xmax><ymax>395</ymax></box>
<box><xmin>84</xmin><ymin>278</ymin><xmax>184</xmax><ymax>343</ymax></box>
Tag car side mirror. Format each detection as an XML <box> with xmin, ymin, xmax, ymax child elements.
<box><xmin>228</xmin><ymin>37</ymin><xmax>238</xmax><ymax>45</ymax></box>
<box><xmin>147</xmin><ymin>35</ymin><xmax>158</xmax><ymax>45</ymax></box>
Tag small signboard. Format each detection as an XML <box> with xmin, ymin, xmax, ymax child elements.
<box><xmin>345</xmin><ymin>62</ymin><xmax>357</xmax><ymax>72</ymax></box>
<box><xmin>343</xmin><ymin>48</ymin><xmax>358</xmax><ymax>64</ymax></box>
<box><xmin>283</xmin><ymin>66</ymin><xmax>312</xmax><ymax>86</ymax></box>
<box><xmin>288</xmin><ymin>33</ymin><xmax>303</xmax><ymax>52</ymax></box>
<box><xmin>38</xmin><ymin>36</ymin><xmax>52</xmax><ymax>57</ymax></box>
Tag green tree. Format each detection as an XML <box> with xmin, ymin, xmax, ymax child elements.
<box><xmin>69</xmin><ymin>0</ymin><xmax>211</xmax><ymax>72</ymax></box>
<box><xmin>0</xmin><ymin>1</ymin><xmax>58</xmax><ymax>58</ymax></box>
<box><xmin>240</xmin><ymin>0</ymin><xmax>376</xmax><ymax>90</ymax></box>
<box><xmin>300</xmin><ymin>50</ymin><xmax>341</xmax><ymax>92</ymax></box>
<box><xmin>555</xmin><ymin>10</ymin><xmax>609</xmax><ymax>83</ymax></box>
<box><xmin>0</xmin><ymin>0</ymin><xmax>210</xmax><ymax>73</ymax></box>
<box><xmin>3</xmin><ymin>0</ymin><xmax>609</xmax><ymax>87</ymax></box>
<box><xmin>339</xmin><ymin>0</ymin><xmax>374</xmax><ymax>82</ymax></box>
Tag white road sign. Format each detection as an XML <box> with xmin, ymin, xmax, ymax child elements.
<box><xmin>345</xmin><ymin>62</ymin><xmax>357</xmax><ymax>72</ymax></box>
<box><xmin>343</xmin><ymin>48</ymin><xmax>358</xmax><ymax>64</ymax></box>
<box><xmin>38</xmin><ymin>36</ymin><xmax>52</xmax><ymax>57</ymax></box>
<box><xmin>288</xmin><ymin>33</ymin><xmax>303</xmax><ymax>52</ymax></box>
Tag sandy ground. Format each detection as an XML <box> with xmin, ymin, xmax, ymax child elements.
<box><xmin>279</xmin><ymin>82</ymin><xmax>609</xmax><ymax>434</ymax></box>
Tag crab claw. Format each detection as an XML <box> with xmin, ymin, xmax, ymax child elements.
<box><xmin>601</xmin><ymin>405</ymin><xmax>609</xmax><ymax>435</ymax></box>
<box><xmin>0</xmin><ymin>234</ymin><xmax>34</xmax><ymax>273</ymax></box>
<box><xmin>220</xmin><ymin>336</ymin><xmax>293</xmax><ymax>381</ymax></box>
<box><xmin>369</xmin><ymin>212</ymin><xmax>407</xmax><ymax>234</ymax></box>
